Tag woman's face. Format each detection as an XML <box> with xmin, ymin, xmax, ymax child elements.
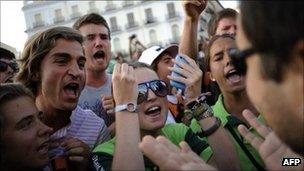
<box><xmin>1</xmin><ymin>96</ymin><xmax>52</xmax><ymax>170</ymax></box>
<box><xmin>209</xmin><ymin>37</ymin><xmax>246</xmax><ymax>94</ymax></box>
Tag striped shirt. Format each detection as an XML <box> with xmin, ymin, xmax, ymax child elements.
<box><xmin>50</xmin><ymin>106</ymin><xmax>110</xmax><ymax>156</ymax></box>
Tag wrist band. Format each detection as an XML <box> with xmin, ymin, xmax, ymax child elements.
<box><xmin>200</xmin><ymin>117</ymin><xmax>222</xmax><ymax>137</ymax></box>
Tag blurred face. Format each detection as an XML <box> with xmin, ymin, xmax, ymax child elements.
<box><xmin>1</xmin><ymin>96</ymin><xmax>52</xmax><ymax>170</ymax></box>
<box><xmin>209</xmin><ymin>37</ymin><xmax>245</xmax><ymax>94</ymax></box>
<box><xmin>155</xmin><ymin>53</ymin><xmax>174</xmax><ymax>85</ymax></box>
<box><xmin>236</xmin><ymin>16</ymin><xmax>303</xmax><ymax>153</ymax></box>
<box><xmin>79</xmin><ymin>24</ymin><xmax>111</xmax><ymax>73</ymax></box>
<box><xmin>0</xmin><ymin>58</ymin><xmax>15</xmax><ymax>83</ymax></box>
<box><xmin>216</xmin><ymin>17</ymin><xmax>237</xmax><ymax>36</ymax></box>
<box><xmin>37</xmin><ymin>39</ymin><xmax>86</xmax><ymax>111</ymax></box>
<box><xmin>134</xmin><ymin>68</ymin><xmax>168</xmax><ymax>132</ymax></box>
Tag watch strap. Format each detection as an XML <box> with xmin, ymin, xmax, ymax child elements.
<box><xmin>200</xmin><ymin>117</ymin><xmax>222</xmax><ymax>137</ymax></box>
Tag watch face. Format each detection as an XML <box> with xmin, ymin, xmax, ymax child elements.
<box><xmin>127</xmin><ymin>103</ymin><xmax>136</xmax><ymax>112</ymax></box>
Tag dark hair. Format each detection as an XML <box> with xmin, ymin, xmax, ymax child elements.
<box><xmin>207</xmin><ymin>8</ymin><xmax>238</xmax><ymax>37</ymax></box>
<box><xmin>204</xmin><ymin>34</ymin><xmax>235</xmax><ymax>72</ymax></box>
<box><xmin>0</xmin><ymin>47</ymin><xmax>15</xmax><ymax>60</ymax></box>
<box><xmin>0</xmin><ymin>83</ymin><xmax>35</xmax><ymax>156</ymax></box>
<box><xmin>15</xmin><ymin>26</ymin><xmax>83</xmax><ymax>95</ymax></box>
<box><xmin>73</xmin><ymin>13</ymin><xmax>111</xmax><ymax>39</ymax></box>
<box><xmin>240</xmin><ymin>1</ymin><xmax>304</xmax><ymax>82</ymax></box>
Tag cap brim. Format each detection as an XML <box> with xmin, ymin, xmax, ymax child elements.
<box><xmin>163</xmin><ymin>44</ymin><xmax>178</xmax><ymax>58</ymax></box>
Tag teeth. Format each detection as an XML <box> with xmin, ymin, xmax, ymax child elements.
<box><xmin>147</xmin><ymin>106</ymin><xmax>160</xmax><ymax>113</ymax></box>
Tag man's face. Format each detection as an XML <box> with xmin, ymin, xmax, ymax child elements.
<box><xmin>134</xmin><ymin>68</ymin><xmax>168</xmax><ymax>132</ymax></box>
<box><xmin>209</xmin><ymin>38</ymin><xmax>245</xmax><ymax>93</ymax></box>
<box><xmin>0</xmin><ymin>58</ymin><xmax>16</xmax><ymax>83</ymax></box>
<box><xmin>2</xmin><ymin>96</ymin><xmax>52</xmax><ymax>169</ymax></box>
<box><xmin>216</xmin><ymin>17</ymin><xmax>237</xmax><ymax>36</ymax></box>
<box><xmin>79</xmin><ymin>24</ymin><xmax>111</xmax><ymax>73</ymax></box>
<box><xmin>236</xmin><ymin>16</ymin><xmax>303</xmax><ymax>153</ymax></box>
<box><xmin>37</xmin><ymin>38</ymin><xmax>86</xmax><ymax>111</ymax></box>
<box><xmin>156</xmin><ymin>53</ymin><xmax>174</xmax><ymax>86</ymax></box>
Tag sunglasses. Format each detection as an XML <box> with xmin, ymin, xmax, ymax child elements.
<box><xmin>137</xmin><ymin>80</ymin><xmax>169</xmax><ymax>104</ymax></box>
<box><xmin>228</xmin><ymin>48</ymin><xmax>256</xmax><ymax>74</ymax></box>
<box><xmin>0</xmin><ymin>60</ymin><xmax>18</xmax><ymax>72</ymax></box>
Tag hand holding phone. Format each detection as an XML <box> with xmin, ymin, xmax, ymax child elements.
<box><xmin>170</xmin><ymin>55</ymin><xmax>189</xmax><ymax>92</ymax></box>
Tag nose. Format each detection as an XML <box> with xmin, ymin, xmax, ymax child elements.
<box><xmin>225</xmin><ymin>53</ymin><xmax>232</xmax><ymax>67</ymax></box>
<box><xmin>146</xmin><ymin>88</ymin><xmax>157</xmax><ymax>102</ymax></box>
<box><xmin>94</xmin><ymin>36</ymin><xmax>103</xmax><ymax>48</ymax></box>
<box><xmin>228</xmin><ymin>26</ymin><xmax>237</xmax><ymax>36</ymax></box>
<box><xmin>68</xmin><ymin>62</ymin><xmax>82</xmax><ymax>79</ymax></box>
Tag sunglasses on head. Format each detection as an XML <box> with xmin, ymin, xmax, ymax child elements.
<box><xmin>137</xmin><ymin>80</ymin><xmax>169</xmax><ymax>104</ymax></box>
<box><xmin>0</xmin><ymin>60</ymin><xmax>18</xmax><ymax>72</ymax></box>
<box><xmin>228</xmin><ymin>48</ymin><xmax>256</xmax><ymax>75</ymax></box>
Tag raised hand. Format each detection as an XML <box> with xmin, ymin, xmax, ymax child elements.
<box><xmin>112</xmin><ymin>63</ymin><xmax>137</xmax><ymax>105</ymax></box>
<box><xmin>168</xmin><ymin>54</ymin><xmax>202</xmax><ymax>101</ymax></box>
<box><xmin>182</xmin><ymin>0</ymin><xmax>207</xmax><ymax>20</ymax></box>
<box><xmin>139</xmin><ymin>135</ymin><xmax>216</xmax><ymax>170</ymax></box>
<box><xmin>61</xmin><ymin>137</ymin><xmax>90</xmax><ymax>171</ymax></box>
<box><xmin>101</xmin><ymin>94</ymin><xmax>115</xmax><ymax>116</ymax></box>
<box><xmin>238</xmin><ymin>109</ymin><xmax>303</xmax><ymax>171</ymax></box>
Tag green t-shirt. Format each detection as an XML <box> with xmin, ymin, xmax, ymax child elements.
<box><xmin>190</xmin><ymin>94</ymin><xmax>265</xmax><ymax>171</ymax></box>
<box><xmin>91</xmin><ymin>123</ymin><xmax>209</xmax><ymax>171</ymax></box>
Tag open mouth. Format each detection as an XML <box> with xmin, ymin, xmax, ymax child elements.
<box><xmin>63</xmin><ymin>82</ymin><xmax>80</xmax><ymax>98</ymax></box>
<box><xmin>145</xmin><ymin>106</ymin><xmax>161</xmax><ymax>116</ymax></box>
<box><xmin>37</xmin><ymin>140</ymin><xmax>49</xmax><ymax>155</ymax></box>
<box><xmin>93</xmin><ymin>50</ymin><xmax>105</xmax><ymax>60</ymax></box>
<box><xmin>225</xmin><ymin>69</ymin><xmax>242</xmax><ymax>83</ymax></box>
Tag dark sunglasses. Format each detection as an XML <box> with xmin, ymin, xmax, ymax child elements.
<box><xmin>0</xmin><ymin>60</ymin><xmax>18</xmax><ymax>72</ymax></box>
<box><xmin>228</xmin><ymin>48</ymin><xmax>256</xmax><ymax>74</ymax></box>
<box><xmin>137</xmin><ymin>80</ymin><xmax>169</xmax><ymax>104</ymax></box>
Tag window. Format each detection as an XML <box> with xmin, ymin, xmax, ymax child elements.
<box><xmin>145</xmin><ymin>8</ymin><xmax>154</xmax><ymax>23</ymax></box>
<box><xmin>54</xmin><ymin>9</ymin><xmax>64</xmax><ymax>23</ymax></box>
<box><xmin>149</xmin><ymin>29</ymin><xmax>158</xmax><ymax>44</ymax></box>
<box><xmin>171</xmin><ymin>24</ymin><xmax>180</xmax><ymax>41</ymax></box>
<box><xmin>34</xmin><ymin>13</ymin><xmax>42</xmax><ymax>23</ymax></box>
<box><xmin>167</xmin><ymin>3</ymin><xmax>176</xmax><ymax>18</ymax></box>
<box><xmin>127</xmin><ymin>13</ymin><xmax>135</xmax><ymax>27</ymax></box>
<box><xmin>33</xmin><ymin>13</ymin><xmax>44</xmax><ymax>28</ymax></box>
<box><xmin>110</xmin><ymin>17</ymin><xmax>118</xmax><ymax>31</ymax></box>
<box><xmin>113</xmin><ymin>38</ymin><xmax>121</xmax><ymax>52</ymax></box>
<box><xmin>72</xmin><ymin>5</ymin><xmax>79</xmax><ymax>14</ymax></box>
<box><xmin>88</xmin><ymin>1</ymin><xmax>96</xmax><ymax>9</ymax></box>
<box><xmin>71</xmin><ymin>5</ymin><xmax>81</xmax><ymax>19</ymax></box>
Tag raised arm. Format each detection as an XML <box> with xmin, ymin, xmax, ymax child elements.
<box><xmin>179</xmin><ymin>0</ymin><xmax>207</xmax><ymax>59</ymax></box>
<box><xmin>111</xmin><ymin>63</ymin><xmax>144</xmax><ymax>170</ymax></box>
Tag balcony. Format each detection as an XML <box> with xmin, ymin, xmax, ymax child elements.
<box><xmin>111</xmin><ymin>26</ymin><xmax>122</xmax><ymax>33</ymax></box>
<box><xmin>87</xmin><ymin>8</ymin><xmax>99</xmax><ymax>14</ymax></box>
<box><xmin>122</xmin><ymin>1</ymin><xmax>134</xmax><ymax>7</ymax></box>
<box><xmin>105</xmin><ymin>4</ymin><xmax>117</xmax><ymax>11</ymax></box>
<box><xmin>33</xmin><ymin>21</ymin><xmax>45</xmax><ymax>28</ymax></box>
<box><xmin>125</xmin><ymin>22</ymin><xmax>139</xmax><ymax>30</ymax></box>
<box><xmin>53</xmin><ymin>16</ymin><xmax>65</xmax><ymax>24</ymax></box>
<box><xmin>70</xmin><ymin>12</ymin><xmax>82</xmax><ymax>20</ymax></box>
<box><xmin>144</xmin><ymin>17</ymin><xmax>157</xmax><ymax>25</ymax></box>
<box><xmin>166</xmin><ymin>12</ymin><xmax>180</xmax><ymax>20</ymax></box>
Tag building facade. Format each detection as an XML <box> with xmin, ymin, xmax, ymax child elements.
<box><xmin>22</xmin><ymin>0</ymin><xmax>223</xmax><ymax>58</ymax></box>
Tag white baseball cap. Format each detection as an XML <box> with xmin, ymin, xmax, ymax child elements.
<box><xmin>138</xmin><ymin>45</ymin><xmax>178</xmax><ymax>65</ymax></box>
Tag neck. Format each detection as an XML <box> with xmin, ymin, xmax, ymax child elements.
<box><xmin>36</xmin><ymin>96</ymin><xmax>71</xmax><ymax>132</ymax></box>
<box><xmin>86</xmin><ymin>69</ymin><xmax>108</xmax><ymax>88</ymax></box>
<box><xmin>222</xmin><ymin>90</ymin><xmax>259</xmax><ymax>123</ymax></box>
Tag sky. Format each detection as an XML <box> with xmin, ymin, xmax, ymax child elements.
<box><xmin>0</xmin><ymin>0</ymin><xmax>239</xmax><ymax>53</ymax></box>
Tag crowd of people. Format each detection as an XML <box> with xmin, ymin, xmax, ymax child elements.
<box><xmin>0</xmin><ymin>1</ymin><xmax>303</xmax><ymax>171</ymax></box>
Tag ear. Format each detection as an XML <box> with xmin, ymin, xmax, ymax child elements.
<box><xmin>208</xmin><ymin>72</ymin><xmax>216</xmax><ymax>82</ymax></box>
<box><xmin>31</xmin><ymin>72</ymin><xmax>40</xmax><ymax>81</ymax></box>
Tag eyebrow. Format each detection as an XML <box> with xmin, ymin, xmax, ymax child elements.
<box><xmin>53</xmin><ymin>52</ymin><xmax>71</xmax><ymax>58</ymax></box>
<box><xmin>213</xmin><ymin>50</ymin><xmax>224</xmax><ymax>57</ymax></box>
<box><xmin>15</xmin><ymin>115</ymin><xmax>34</xmax><ymax>129</ymax></box>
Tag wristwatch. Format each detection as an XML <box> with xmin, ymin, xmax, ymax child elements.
<box><xmin>115</xmin><ymin>103</ymin><xmax>137</xmax><ymax>113</ymax></box>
